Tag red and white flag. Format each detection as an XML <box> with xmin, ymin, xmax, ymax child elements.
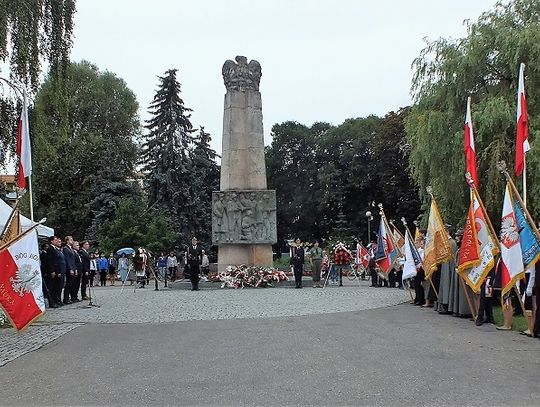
<box><xmin>356</xmin><ymin>242</ymin><xmax>370</xmax><ymax>269</ymax></box>
<box><xmin>499</xmin><ymin>184</ymin><xmax>524</xmax><ymax>297</ymax></box>
<box><xmin>16</xmin><ymin>96</ymin><xmax>32</xmax><ymax>189</ymax></box>
<box><xmin>464</xmin><ymin>97</ymin><xmax>479</xmax><ymax>187</ymax></box>
<box><xmin>0</xmin><ymin>229</ymin><xmax>44</xmax><ymax>330</ymax></box>
<box><xmin>515</xmin><ymin>63</ymin><xmax>530</xmax><ymax>177</ymax></box>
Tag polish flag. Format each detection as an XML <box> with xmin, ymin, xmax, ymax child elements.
<box><xmin>464</xmin><ymin>97</ymin><xmax>479</xmax><ymax>187</ymax></box>
<box><xmin>16</xmin><ymin>96</ymin><xmax>32</xmax><ymax>189</ymax></box>
<box><xmin>515</xmin><ymin>63</ymin><xmax>530</xmax><ymax>177</ymax></box>
<box><xmin>0</xmin><ymin>229</ymin><xmax>44</xmax><ymax>331</ymax></box>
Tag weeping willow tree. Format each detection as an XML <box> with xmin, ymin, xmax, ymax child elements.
<box><xmin>406</xmin><ymin>0</ymin><xmax>540</xmax><ymax>227</ymax></box>
<box><xmin>0</xmin><ymin>0</ymin><xmax>76</xmax><ymax>169</ymax></box>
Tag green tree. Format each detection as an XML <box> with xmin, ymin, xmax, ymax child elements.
<box><xmin>190</xmin><ymin>126</ymin><xmax>219</xmax><ymax>242</ymax></box>
<box><xmin>98</xmin><ymin>197</ymin><xmax>176</xmax><ymax>254</ymax></box>
<box><xmin>0</xmin><ymin>0</ymin><xmax>76</xmax><ymax>164</ymax></box>
<box><xmin>141</xmin><ymin>69</ymin><xmax>198</xmax><ymax>244</ymax></box>
<box><xmin>0</xmin><ymin>0</ymin><xmax>75</xmax><ymax>89</ymax></box>
<box><xmin>33</xmin><ymin>61</ymin><xmax>140</xmax><ymax>239</ymax></box>
<box><xmin>406</xmin><ymin>0</ymin><xmax>540</xmax><ymax>226</ymax></box>
<box><xmin>267</xmin><ymin>114</ymin><xmax>421</xmax><ymax>246</ymax></box>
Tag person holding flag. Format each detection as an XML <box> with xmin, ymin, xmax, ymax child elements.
<box><xmin>0</xmin><ymin>224</ymin><xmax>45</xmax><ymax>330</ymax></box>
<box><xmin>496</xmin><ymin>162</ymin><xmax>540</xmax><ymax>331</ymax></box>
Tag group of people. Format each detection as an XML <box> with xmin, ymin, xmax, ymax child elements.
<box><xmin>362</xmin><ymin>228</ymin><xmax>540</xmax><ymax>339</ymax></box>
<box><xmin>155</xmin><ymin>246</ymin><xmax>210</xmax><ymax>283</ymax></box>
<box><xmin>39</xmin><ymin>236</ymin><xmax>209</xmax><ymax>308</ymax></box>
<box><xmin>40</xmin><ymin>235</ymin><xmax>98</xmax><ymax>307</ymax></box>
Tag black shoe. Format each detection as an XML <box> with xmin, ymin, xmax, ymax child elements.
<box><xmin>49</xmin><ymin>304</ymin><xmax>58</xmax><ymax>308</ymax></box>
<box><xmin>475</xmin><ymin>319</ymin><xmax>483</xmax><ymax>326</ymax></box>
<box><xmin>191</xmin><ymin>288</ymin><xmax>200</xmax><ymax>291</ymax></box>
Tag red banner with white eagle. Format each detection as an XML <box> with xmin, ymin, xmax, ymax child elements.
<box><xmin>0</xmin><ymin>228</ymin><xmax>45</xmax><ymax>331</ymax></box>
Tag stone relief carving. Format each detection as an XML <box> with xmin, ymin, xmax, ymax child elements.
<box><xmin>212</xmin><ymin>190</ymin><xmax>277</xmax><ymax>244</ymax></box>
<box><xmin>222</xmin><ymin>56</ymin><xmax>262</xmax><ymax>92</ymax></box>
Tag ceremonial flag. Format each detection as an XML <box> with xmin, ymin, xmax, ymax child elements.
<box><xmin>423</xmin><ymin>198</ymin><xmax>452</xmax><ymax>279</ymax></box>
<box><xmin>16</xmin><ymin>96</ymin><xmax>32</xmax><ymax>189</ymax></box>
<box><xmin>458</xmin><ymin>191</ymin><xmax>499</xmax><ymax>293</ymax></box>
<box><xmin>511</xmin><ymin>186</ymin><xmax>540</xmax><ymax>269</ymax></box>
<box><xmin>515</xmin><ymin>63</ymin><xmax>529</xmax><ymax>177</ymax></box>
<box><xmin>375</xmin><ymin>215</ymin><xmax>398</xmax><ymax>274</ymax></box>
<box><xmin>392</xmin><ymin>226</ymin><xmax>405</xmax><ymax>255</ymax></box>
<box><xmin>402</xmin><ymin>229</ymin><xmax>422</xmax><ymax>281</ymax></box>
<box><xmin>0</xmin><ymin>206</ymin><xmax>22</xmax><ymax>246</ymax></box>
<box><xmin>464</xmin><ymin>97</ymin><xmax>479</xmax><ymax>186</ymax></box>
<box><xmin>499</xmin><ymin>184</ymin><xmax>525</xmax><ymax>297</ymax></box>
<box><xmin>414</xmin><ymin>226</ymin><xmax>420</xmax><ymax>241</ymax></box>
<box><xmin>457</xmin><ymin>201</ymin><xmax>480</xmax><ymax>272</ymax></box>
<box><xmin>356</xmin><ymin>242</ymin><xmax>370</xmax><ymax>269</ymax></box>
<box><xmin>0</xmin><ymin>228</ymin><xmax>44</xmax><ymax>331</ymax></box>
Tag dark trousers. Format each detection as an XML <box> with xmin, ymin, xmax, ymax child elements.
<box><xmin>388</xmin><ymin>270</ymin><xmax>396</xmax><ymax>287</ymax></box>
<box><xmin>414</xmin><ymin>270</ymin><xmax>425</xmax><ymax>305</ymax></box>
<box><xmin>370</xmin><ymin>267</ymin><xmax>378</xmax><ymax>286</ymax></box>
<box><xmin>189</xmin><ymin>263</ymin><xmax>200</xmax><ymax>289</ymax></box>
<box><xmin>80</xmin><ymin>274</ymin><xmax>88</xmax><ymax>299</ymax></box>
<box><xmin>396</xmin><ymin>269</ymin><xmax>403</xmax><ymax>287</ymax></box>
<box><xmin>293</xmin><ymin>264</ymin><xmax>303</xmax><ymax>288</ymax></box>
<box><xmin>534</xmin><ymin>269</ymin><xmax>540</xmax><ymax>337</ymax></box>
<box><xmin>70</xmin><ymin>275</ymin><xmax>81</xmax><ymax>301</ymax></box>
<box><xmin>43</xmin><ymin>276</ymin><xmax>54</xmax><ymax>307</ymax></box>
<box><xmin>428</xmin><ymin>269</ymin><xmax>440</xmax><ymax>302</ymax></box>
<box><xmin>63</xmin><ymin>274</ymin><xmax>73</xmax><ymax>303</ymax></box>
<box><xmin>99</xmin><ymin>270</ymin><xmax>107</xmax><ymax>286</ymax></box>
<box><xmin>54</xmin><ymin>274</ymin><xmax>65</xmax><ymax>305</ymax></box>
<box><xmin>477</xmin><ymin>280</ymin><xmax>493</xmax><ymax>322</ymax></box>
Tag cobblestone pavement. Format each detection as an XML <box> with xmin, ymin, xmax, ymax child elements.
<box><xmin>40</xmin><ymin>279</ymin><xmax>409</xmax><ymax>324</ymax></box>
<box><xmin>0</xmin><ymin>280</ymin><xmax>407</xmax><ymax>366</ymax></box>
<box><xmin>0</xmin><ymin>322</ymin><xmax>83</xmax><ymax>367</ymax></box>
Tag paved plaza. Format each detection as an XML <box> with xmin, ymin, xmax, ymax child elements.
<box><xmin>1</xmin><ymin>280</ymin><xmax>540</xmax><ymax>406</ymax></box>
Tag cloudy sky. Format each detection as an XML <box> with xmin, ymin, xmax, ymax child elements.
<box><xmin>71</xmin><ymin>0</ymin><xmax>499</xmax><ymax>153</ymax></box>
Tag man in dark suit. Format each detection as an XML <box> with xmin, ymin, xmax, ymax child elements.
<box><xmin>79</xmin><ymin>241</ymin><xmax>91</xmax><ymax>300</ymax></box>
<box><xmin>62</xmin><ymin>236</ymin><xmax>76</xmax><ymax>304</ymax></box>
<box><xmin>46</xmin><ymin>236</ymin><xmax>66</xmax><ymax>307</ymax></box>
<box><xmin>70</xmin><ymin>241</ymin><xmax>82</xmax><ymax>302</ymax></box>
<box><xmin>187</xmin><ymin>237</ymin><xmax>202</xmax><ymax>291</ymax></box>
<box><xmin>40</xmin><ymin>243</ymin><xmax>55</xmax><ymax>308</ymax></box>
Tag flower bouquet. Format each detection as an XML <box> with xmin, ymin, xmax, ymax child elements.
<box><xmin>218</xmin><ymin>265</ymin><xmax>289</xmax><ymax>289</ymax></box>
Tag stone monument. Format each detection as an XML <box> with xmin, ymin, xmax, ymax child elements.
<box><xmin>212</xmin><ymin>56</ymin><xmax>277</xmax><ymax>270</ymax></box>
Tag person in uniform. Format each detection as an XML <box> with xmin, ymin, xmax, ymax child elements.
<box><xmin>309</xmin><ymin>240</ymin><xmax>323</xmax><ymax>288</ymax></box>
<box><xmin>187</xmin><ymin>237</ymin><xmax>203</xmax><ymax>291</ymax></box>
<box><xmin>291</xmin><ymin>238</ymin><xmax>305</xmax><ymax>288</ymax></box>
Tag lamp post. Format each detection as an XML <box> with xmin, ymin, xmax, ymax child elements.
<box><xmin>365</xmin><ymin>211</ymin><xmax>373</xmax><ymax>243</ymax></box>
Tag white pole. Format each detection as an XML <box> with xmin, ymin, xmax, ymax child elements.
<box><xmin>28</xmin><ymin>175</ymin><xmax>34</xmax><ymax>221</ymax></box>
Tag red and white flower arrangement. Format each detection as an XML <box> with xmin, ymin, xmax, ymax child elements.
<box><xmin>217</xmin><ymin>265</ymin><xmax>289</xmax><ymax>289</ymax></box>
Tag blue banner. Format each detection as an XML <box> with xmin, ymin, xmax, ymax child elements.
<box><xmin>513</xmin><ymin>199</ymin><xmax>540</xmax><ymax>269</ymax></box>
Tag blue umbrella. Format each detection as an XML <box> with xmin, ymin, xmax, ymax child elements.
<box><xmin>116</xmin><ymin>247</ymin><xmax>135</xmax><ymax>256</ymax></box>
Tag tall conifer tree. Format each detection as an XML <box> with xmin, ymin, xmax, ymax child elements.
<box><xmin>142</xmin><ymin>69</ymin><xmax>197</xmax><ymax>243</ymax></box>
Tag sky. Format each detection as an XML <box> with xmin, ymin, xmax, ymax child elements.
<box><xmin>71</xmin><ymin>0</ymin><xmax>500</xmax><ymax>154</ymax></box>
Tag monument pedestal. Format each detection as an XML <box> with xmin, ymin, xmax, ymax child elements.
<box><xmin>218</xmin><ymin>245</ymin><xmax>273</xmax><ymax>271</ymax></box>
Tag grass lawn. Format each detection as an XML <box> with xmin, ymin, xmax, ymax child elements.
<box><xmin>492</xmin><ymin>304</ymin><xmax>528</xmax><ymax>332</ymax></box>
